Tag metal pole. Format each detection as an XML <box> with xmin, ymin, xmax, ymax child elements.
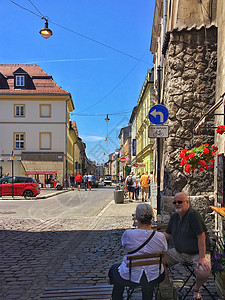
<box><xmin>12</xmin><ymin>151</ymin><xmax>14</xmax><ymax>198</ymax></box>
<box><xmin>157</xmin><ymin>65</ymin><xmax>161</xmax><ymax>215</ymax></box>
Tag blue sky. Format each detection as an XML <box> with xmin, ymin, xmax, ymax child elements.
<box><xmin>1</xmin><ymin>0</ymin><xmax>155</xmax><ymax>163</ymax></box>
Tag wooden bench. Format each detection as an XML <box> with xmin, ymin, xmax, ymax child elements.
<box><xmin>40</xmin><ymin>284</ymin><xmax>113</xmax><ymax>300</ymax></box>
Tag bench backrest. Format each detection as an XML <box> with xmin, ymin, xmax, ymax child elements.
<box><xmin>126</xmin><ymin>252</ymin><xmax>165</xmax><ymax>280</ymax></box>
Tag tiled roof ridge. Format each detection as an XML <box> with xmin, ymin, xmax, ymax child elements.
<box><xmin>0</xmin><ymin>64</ymin><xmax>51</xmax><ymax>77</ymax></box>
<box><xmin>0</xmin><ymin>64</ymin><xmax>70</xmax><ymax>95</ymax></box>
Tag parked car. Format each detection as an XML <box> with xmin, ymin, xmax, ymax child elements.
<box><xmin>104</xmin><ymin>175</ymin><xmax>112</xmax><ymax>186</ymax></box>
<box><xmin>92</xmin><ymin>175</ymin><xmax>99</xmax><ymax>188</ymax></box>
<box><xmin>0</xmin><ymin>176</ymin><xmax>40</xmax><ymax>198</ymax></box>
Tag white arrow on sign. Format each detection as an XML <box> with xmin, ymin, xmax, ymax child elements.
<box><xmin>150</xmin><ymin>109</ymin><xmax>164</xmax><ymax>123</ymax></box>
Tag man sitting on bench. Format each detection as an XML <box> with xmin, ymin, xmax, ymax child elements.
<box><xmin>163</xmin><ymin>192</ymin><xmax>211</xmax><ymax>300</ymax></box>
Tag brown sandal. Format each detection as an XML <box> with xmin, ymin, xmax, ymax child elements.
<box><xmin>193</xmin><ymin>290</ymin><xmax>202</xmax><ymax>300</ymax></box>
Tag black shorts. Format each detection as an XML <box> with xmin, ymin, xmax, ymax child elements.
<box><xmin>127</xmin><ymin>186</ymin><xmax>135</xmax><ymax>193</ymax></box>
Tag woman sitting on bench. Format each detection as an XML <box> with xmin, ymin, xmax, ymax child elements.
<box><xmin>108</xmin><ymin>203</ymin><xmax>167</xmax><ymax>300</ymax></box>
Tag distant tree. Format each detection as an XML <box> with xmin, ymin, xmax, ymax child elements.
<box><xmin>125</xmin><ymin>165</ymin><xmax>131</xmax><ymax>177</ymax></box>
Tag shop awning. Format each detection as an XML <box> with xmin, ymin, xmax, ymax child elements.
<box><xmin>25</xmin><ymin>170</ymin><xmax>57</xmax><ymax>175</ymax></box>
<box><xmin>195</xmin><ymin>93</ymin><xmax>225</xmax><ymax>133</ymax></box>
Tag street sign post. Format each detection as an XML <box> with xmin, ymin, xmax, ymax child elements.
<box><xmin>120</xmin><ymin>157</ymin><xmax>126</xmax><ymax>163</ymax></box>
<box><xmin>148</xmin><ymin>125</ymin><xmax>169</xmax><ymax>138</ymax></box>
<box><xmin>149</xmin><ymin>104</ymin><xmax>169</xmax><ymax>125</ymax></box>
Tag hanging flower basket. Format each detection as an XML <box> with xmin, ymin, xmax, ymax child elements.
<box><xmin>216</xmin><ymin>125</ymin><xmax>225</xmax><ymax>135</ymax></box>
<box><xmin>180</xmin><ymin>143</ymin><xmax>218</xmax><ymax>173</ymax></box>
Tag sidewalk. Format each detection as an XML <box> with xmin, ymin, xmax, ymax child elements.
<box><xmin>0</xmin><ymin>191</ymin><xmax>220</xmax><ymax>299</ymax></box>
<box><xmin>38</xmin><ymin>197</ymin><xmax>219</xmax><ymax>299</ymax></box>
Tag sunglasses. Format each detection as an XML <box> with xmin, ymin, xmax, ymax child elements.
<box><xmin>172</xmin><ymin>200</ymin><xmax>185</xmax><ymax>204</ymax></box>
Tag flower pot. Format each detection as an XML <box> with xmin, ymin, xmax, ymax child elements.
<box><xmin>215</xmin><ymin>271</ymin><xmax>225</xmax><ymax>299</ymax></box>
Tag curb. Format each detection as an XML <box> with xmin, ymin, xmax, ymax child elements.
<box><xmin>0</xmin><ymin>189</ymin><xmax>69</xmax><ymax>201</ymax></box>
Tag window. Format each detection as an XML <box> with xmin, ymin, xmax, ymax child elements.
<box><xmin>14</xmin><ymin>133</ymin><xmax>25</xmax><ymax>149</ymax></box>
<box><xmin>40</xmin><ymin>104</ymin><xmax>51</xmax><ymax>117</ymax></box>
<box><xmin>14</xmin><ymin>104</ymin><xmax>25</xmax><ymax>117</ymax></box>
<box><xmin>15</xmin><ymin>75</ymin><xmax>25</xmax><ymax>87</ymax></box>
<box><xmin>40</xmin><ymin>132</ymin><xmax>52</xmax><ymax>150</ymax></box>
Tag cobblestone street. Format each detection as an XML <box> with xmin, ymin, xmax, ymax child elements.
<box><xmin>0</xmin><ymin>193</ymin><xmax>221</xmax><ymax>299</ymax></box>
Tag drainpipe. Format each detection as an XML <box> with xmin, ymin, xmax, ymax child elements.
<box><xmin>65</xmin><ymin>98</ymin><xmax>70</xmax><ymax>188</ymax></box>
<box><xmin>157</xmin><ymin>65</ymin><xmax>162</xmax><ymax>215</ymax></box>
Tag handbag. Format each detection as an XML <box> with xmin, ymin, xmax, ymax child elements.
<box><xmin>156</xmin><ymin>281</ymin><xmax>181</xmax><ymax>300</ymax></box>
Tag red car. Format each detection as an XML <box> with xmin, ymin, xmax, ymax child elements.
<box><xmin>0</xmin><ymin>176</ymin><xmax>40</xmax><ymax>198</ymax></box>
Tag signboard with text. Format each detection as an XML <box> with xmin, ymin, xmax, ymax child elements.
<box><xmin>132</xmin><ymin>139</ymin><xmax>136</xmax><ymax>156</ymax></box>
<box><xmin>134</xmin><ymin>163</ymin><xmax>146</xmax><ymax>168</ymax></box>
<box><xmin>148</xmin><ymin>125</ymin><xmax>169</xmax><ymax>138</ymax></box>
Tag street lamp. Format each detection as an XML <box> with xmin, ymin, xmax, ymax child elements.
<box><xmin>39</xmin><ymin>17</ymin><xmax>53</xmax><ymax>39</ymax></box>
<box><xmin>105</xmin><ymin>114</ymin><xmax>110</xmax><ymax>122</ymax></box>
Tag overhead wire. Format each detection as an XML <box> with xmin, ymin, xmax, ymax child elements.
<box><xmin>9</xmin><ymin>0</ymin><xmax>150</xmax><ymax>65</ymax></box>
<box><xmin>78</xmin><ymin>53</ymin><xmax>147</xmax><ymax>113</ymax></box>
<box><xmin>10</xmin><ymin>0</ymin><xmax>151</xmax><ymax>114</ymax></box>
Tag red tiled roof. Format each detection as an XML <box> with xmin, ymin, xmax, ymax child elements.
<box><xmin>0</xmin><ymin>64</ymin><xmax>70</xmax><ymax>95</ymax></box>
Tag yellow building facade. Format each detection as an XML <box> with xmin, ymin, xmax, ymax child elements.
<box><xmin>136</xmin><ymin>69</ymin><xmax>154</xmax><ymax>174</ymax></box>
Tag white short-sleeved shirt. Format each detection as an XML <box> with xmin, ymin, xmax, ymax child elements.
<box><xmin>119</xmin><ymin>228</ymin><xmax>168</xmax><ymax>283</ymax></box>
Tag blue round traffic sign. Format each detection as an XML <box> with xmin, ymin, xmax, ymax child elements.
<box><xmin>149</xmin><ymin>104</ymin><xmax>169</xmax><ymax>125</ymax></box>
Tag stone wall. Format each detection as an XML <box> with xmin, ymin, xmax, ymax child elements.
<box><xmin>163</xmin><ymin>26</ymin><xmax>217</xmax><ymax>196</ymax></box>
<box><xmin>164</xmin><ymin>194</ymin><xmax>215</xmax><ymax>232</ymax></box>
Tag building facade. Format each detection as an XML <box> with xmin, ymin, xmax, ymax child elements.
<box><xmin>136</xmin><ymin>69</ymin><xmax>155</xmax><ymax>175</ymax></box>
<box><xmin>0</xmin><ymin>64</ymin><xmax>75</xmax><ymax>185</ymax></box>
<box><xmin>151</xmin><ymin>0</ymin><xmax>217</xmax><ymax>196</ymax></box>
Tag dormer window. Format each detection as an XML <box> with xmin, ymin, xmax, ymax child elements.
<box><xmin>16</xmin><ymin>75</ymin><xmax>25</xmax><ymax>87</ymax></box>
<box><xmin>13</xmin><ymin>68</ymin><xmax>28</xmax><ymax>89</ymax></box>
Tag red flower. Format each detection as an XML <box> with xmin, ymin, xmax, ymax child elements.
<box><xmin>216</xmin><ymin>125</ymin><xmax>225</xmax><ymax>135</ymax></box>
<box><xmin>212</xmin><ymin>146</ymin><xmax>218</xmax><ymax>151</ymax></box>
<box><xmin>189</xmin><ymin>152</ymin><xmax>195</xmax><ymax>158</ymax></box>
<box><xmin>199</xmin><ymin>167</ymin><xmax>204</xmax><ymax>172</ymax></box>
<box><xmin>203</xmin><ymin>148</ymin><xmax>209</xmax><ymax>154</ymax></box>
<box><xmin>184</xmin><ymin>164</ymin><xmax>191</xmax><ymax>173</ymax></box>
<box><xmin>200</xmin><ymin>160</ymin><xmax>207</xmax><ymax>167</ymax></box>
<box><xmin>211</xmin><ymin>151</ymin><xmax>216</xmax><ymax>155</ymax></box>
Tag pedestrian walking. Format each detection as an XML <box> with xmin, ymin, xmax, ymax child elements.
<box><xmin>75</xmin><ymin>173</ymin><xmax>82</xmax><ymax>191</ymax></box>
<box><xmin>69</xmin><ymin>174</ymin><xmax>75</xmax><ymax>190</ymax></box>
<box><xmin>134</xmin><ymin>173</ymin><xmax>140</xmax><ymax>200</ymax></box>
<box><xmin>148</xmin><ymin>171</ymin><xmax>153</xmax><ymax>198</ymax></box>
<box><xmin>87</xmin><ymin>173</ymin><xmax>93</xmax><ymax>190</ymax></box>
<box><xmin>140</xmin><ymin>171</ymin><xmax>150</xmax><ymax>202</ymax></box>
<box><xmin>108</xmin><ymin>203</ymin><xmax>167</xmax><ymax>300</ymax></box>
<box><xmin>125</xmin><ymin>172</ymin><xmax>136</xmax><ymax>202</ymax></box>
<box><xmin>83</xmin><ymin>173</ymin><xmax>88</xmax><ymax>191</ymax></box>
<box><xmin>163</xmin><ymin>192</ymin><xmax>211</xmax><ymax>300</ymax></box>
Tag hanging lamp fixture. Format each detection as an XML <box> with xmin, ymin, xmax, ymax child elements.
<box><xmin>39</xmin><ymin>17</ymin><xmax>53</xmax><ymax>39</ymax></box>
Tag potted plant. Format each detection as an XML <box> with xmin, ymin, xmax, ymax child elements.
<box><xmin>212</xmin><ymin>252</ymin><xmax>225</xmax><ymax>298</ymax></box>
<box><xmin>180</xmin><ymin>143</ymin><xmax>218</xmax><ymax>173</ymax></box>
